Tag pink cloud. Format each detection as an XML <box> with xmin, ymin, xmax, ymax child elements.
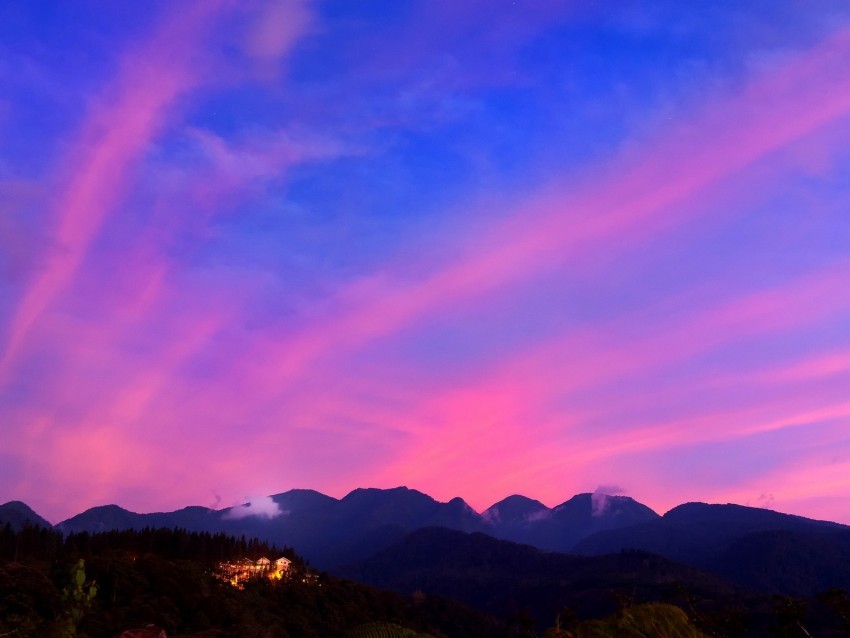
<box><xmin>747</xmin><ymin>350</ymin><xmax>850</xmax><ymax>385</ymax></box>
<box><xmin>76</xmin><ymin>230</ymin><xmax>847</xmax><ymax>518</ymax></box>
<box><xmin>227</xmin><ymin>23</ymin><xmax>850</xmax><ymax>398</ymax></box>
<box><xmin>54</xmin><ymin>24</ymin><xmax>846</xmax><ymax>521</ymax></box>
<box><xmin>0</xmin><ymin>178</ymin><xmax>49</xmax><ymax>283</ymax></box>
<box><xmin>0</xmin><ymin>3</ymin><xmax>234</xmax><ymax>380</ymax></box>
<box><xmin>0</xmin><ymin>3</ymin><xmax>331</xmax><ymax>519</ymax></box>
<box><xmin>246</xmin><ymin>0</ymin><xmax>314</xmax><ymax>62</ymax></box>
<box><xmin>356</xmin><ymin>258</ymin><xmax>850</xmax><ymax>511</ymax></box>
<box><xmin>707</xmin><ymin>450</ymin><xmax>850</xmax><ymax>523</ymax></box>
<box><xmin>347</xmin><ymin>0</ymin><xmax>574</xmax><ymax>89</ymax></box>
<box><xmin>181</xmin><ymin>126</ymin><xmax>351</xmax><ymax>213</ymax></box>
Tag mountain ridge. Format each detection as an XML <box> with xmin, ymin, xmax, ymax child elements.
<box><xmin>0</xmin><ymin>500</ymin><xmax>53</xmax><ymax>531</ymax></box>
<box><xmin>6</xmin><ymin>487</ymin><xmax>850</xmax><ymax>585</ymax></box>
<box><xmin>574</xmin><ymin>500</ymin><xmax>850</xmax><ymax>595</ymax></box>
<box><xmin>11</xmin><ymin>487</ymin><xmax>847</xmax><ymax>530</ymax></box>
<box><xmin>7</xmin><ymin>486</ymin><xmax>662</xmax><ymax>568</ymax></box>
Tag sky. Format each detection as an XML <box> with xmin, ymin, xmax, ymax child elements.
<box><xmin>2</xmin><ymin>1</ymin><xmax>850</xmax><ymax>525</ymax></box>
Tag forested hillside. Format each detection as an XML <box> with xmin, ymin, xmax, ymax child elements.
<box><xmin>3</xmin><ymin>523</ymin><xmax>850</xmax><ymax>637</ymax></box>
<box><xmin>0</xmin><ymin>524</ymin><xmax>507</xmax><ymax>638</ymax></box>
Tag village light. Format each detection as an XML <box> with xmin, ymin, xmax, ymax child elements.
<box><xmin>216</xmin><ymin>555</ymin><xmax>293</xmax><ymax>588</ymax></box>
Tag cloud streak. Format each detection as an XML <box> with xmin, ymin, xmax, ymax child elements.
<box><xmin>234</xmin><ymin>22</ymin><xmax>850</xmax><ymax>395</ymax></box>
<box><xmin>0</xmin><ymin>2</ymin><xmax>232</xmax><ymax>380</ymax></box>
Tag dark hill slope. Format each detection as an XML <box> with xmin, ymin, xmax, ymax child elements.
<box><xmin>340</xmin><ymin>526</ymin><xmax>734</xmax><ymax>628</ymax></box>
<box><xmin>714</xmin><ymin>528</ymin><xmax>850</xmax><ymax>594</ymax></box>
<box><xmin>574</xmin><ymin>502</ymin><xmax>850</xmax><ymax>595</ymax></box>
<box><xmin>0</xmin><ymin>525</ymin><xmax>512</xmax><ymax>638</ymax></box>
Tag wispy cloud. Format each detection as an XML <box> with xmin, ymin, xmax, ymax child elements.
<box><xmin>591</xmin><ymin>486</ymin><xmax>626</xmax><ymax>517</ymax></box>
<box><xmin>0</xmin><ymin>3</ymin><xmax>232</xmax><ymax>379</ymax></box>
<box><xmin>227</xmin><ymin>23</ymin><xmax>850</xmax><ymax>398</ymax></box>
<box><xmin>224</xmin><ymin>495</ymin><xmax>286</xmax><ymax>520</ymax></box>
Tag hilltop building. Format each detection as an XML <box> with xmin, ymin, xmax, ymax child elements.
<box><xmin>217</xmin><ymin>556</ymin><xmax>291</xmax><ymax>587</ymax></box>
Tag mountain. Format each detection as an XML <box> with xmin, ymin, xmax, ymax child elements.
<box><xmin>0</xmin><ymin>501</ymin><xmax>52</xmax><ymax>530</ymax></box>
<box><xmin>483</xmin><ymin>494</ymin><xmax>549</xmax><ymax>525</ymax></box>
<box><xmin>312</xmin><ymin>487</ymin><xmax>483</xmax><ymax>568</ymax></box>
<box><xmin>55</xmin><ymin>486</ymin><xmax>489</xmax><ymax>570</ymax></box>
<box><xmin>54</xmin><ymin>487</ymin><xmax>658</xmax><ymax>570</ymax></box>
<box><xmin>47</xmin><ymin>489</ymin><xmax>850</xmax><ymax>595</ymax></box>
<box><xmin>340</xmin><ymin>526</ymin><xmax>736</xmax><ymax>629</ymax></box>
<box><xmin>574</xmin><ymin>502</ymin><xmax>850</xmax><ymax>595</ymax></box>
<box><xmin>270</xmin><ymin>487</ymin><xmax>337</xmax><ymax>512</ymax></box>
<box><xmin>335</xmin><ymin>487</ymin><xmax>481</xmax><ymax>532</ymax></box>
<box><xmin>483</xmin><ymin>492</ymin><xmax>660</xmax><ymax>552</ymax></box>
<box><xmin>57</xmin><ymin>503</ymin><xmax>220</xmax><ymax>534</ymax></box>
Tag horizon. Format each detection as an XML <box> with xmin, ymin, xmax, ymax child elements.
<box><xmin>4</xmin><ymin>484</ymin><xmax>838</xmax><ymax>528</ymax></box>
<box><xmin>2</xmin><ymin>2</ymin><xmax>850</xmax><ymax>527</ymax></box>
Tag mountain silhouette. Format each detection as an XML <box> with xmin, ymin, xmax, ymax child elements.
<box><xmin>484</xmin><ymin>494</ymin><xmax>550</xmax><ymax>525</ymax></box>
<box><xmin>0</xmin><ymin>501</ymin><xmax>52</xmax><ymax>531</ymax></box>
<box><xmin>574</xmin><ymin>501</ymin><xmax>850</xmax><ymax>595</ymax></box>
<box><xmin>25</xmin><ymin>487</ymin><xmax>850</xmax><ymax>594</ymax></box>
<box><xmin>55</xmin><ymin>486</ymin><xmax>659</xmax><ymax>569</ymax></box>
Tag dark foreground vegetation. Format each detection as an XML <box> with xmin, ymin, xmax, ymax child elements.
<box><xmin>0</xmin><ymin>524</ymin><xmax>507</xmax><ymax>637</ymax></box>
<box><xmin>2</xmin><ymin>523</ymin><xmax>850</xmax><ymax>637</ymax></box>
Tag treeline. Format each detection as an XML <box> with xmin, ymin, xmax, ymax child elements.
<box><xmin>0</xmin><ymin>522</ymin><xmax>295</xmax><ymax>566</ymax></box>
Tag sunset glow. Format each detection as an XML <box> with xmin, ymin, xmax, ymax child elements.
<box><xmin>2</xmin><ymin>1</ymin><xmax>850</xmax><ymax>524</ymax></box>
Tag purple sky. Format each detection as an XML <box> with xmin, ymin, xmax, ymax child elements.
<box><xmin>2</xmin><ymin>1</ymin><xmax>850</xmax><ymax>524</ymax></box>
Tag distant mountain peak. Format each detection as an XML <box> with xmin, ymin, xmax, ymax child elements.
<box><xmin>483</xmin><ymin>495</ymin><xmax>550</xmax><ymax>524</ymax></box>
<box><xmin>95</xmin><ymin>503</ymin><xmax>133</xmax><ymax>513</ymax></box>
<box><xmin>342</xmin><ymin>486</ymin><xmax>425</xmax><ymax>502</ymax></box>
<box><xmin>1</xmin><ymin>500</ymin><xmax>36</xmax><ymax>513</ymax></box>
<box><xmin>272</xmin><ymin>488</ymin><xmax>334</xmax><ymax>499</ymax></box>
<box><xmin>553</xmin><ymin>492</ymin><xmax>653</xmax><ymax>518</ymax></box>
<box><xmin>663</xmin><ymin>502</ymin><xmax>845</xmax><ymax>529</ymax></box>
<box><xmin>268</xmin><ymin>488</ymin><xmax>338</xmax><ymax>512</ymax></box>
<box><xmin>446</xmin><ymin>496</ymin><xmax>476</xmax><ymax>511</ymax></box>
<box><xmin>343</xmin><ymin>486</ymin><xmax>427</xmax><ymax>502</ymax></box>
<box><xmin>0</xmin><ymin>500</ymin><xmax>52</xmax><ymax>530</ymax></box>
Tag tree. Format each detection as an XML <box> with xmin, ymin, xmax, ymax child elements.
<box><xmin>50</xmin><ymin>560</ymin><xmax>98</xmax><ymax>638</ymax></box>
